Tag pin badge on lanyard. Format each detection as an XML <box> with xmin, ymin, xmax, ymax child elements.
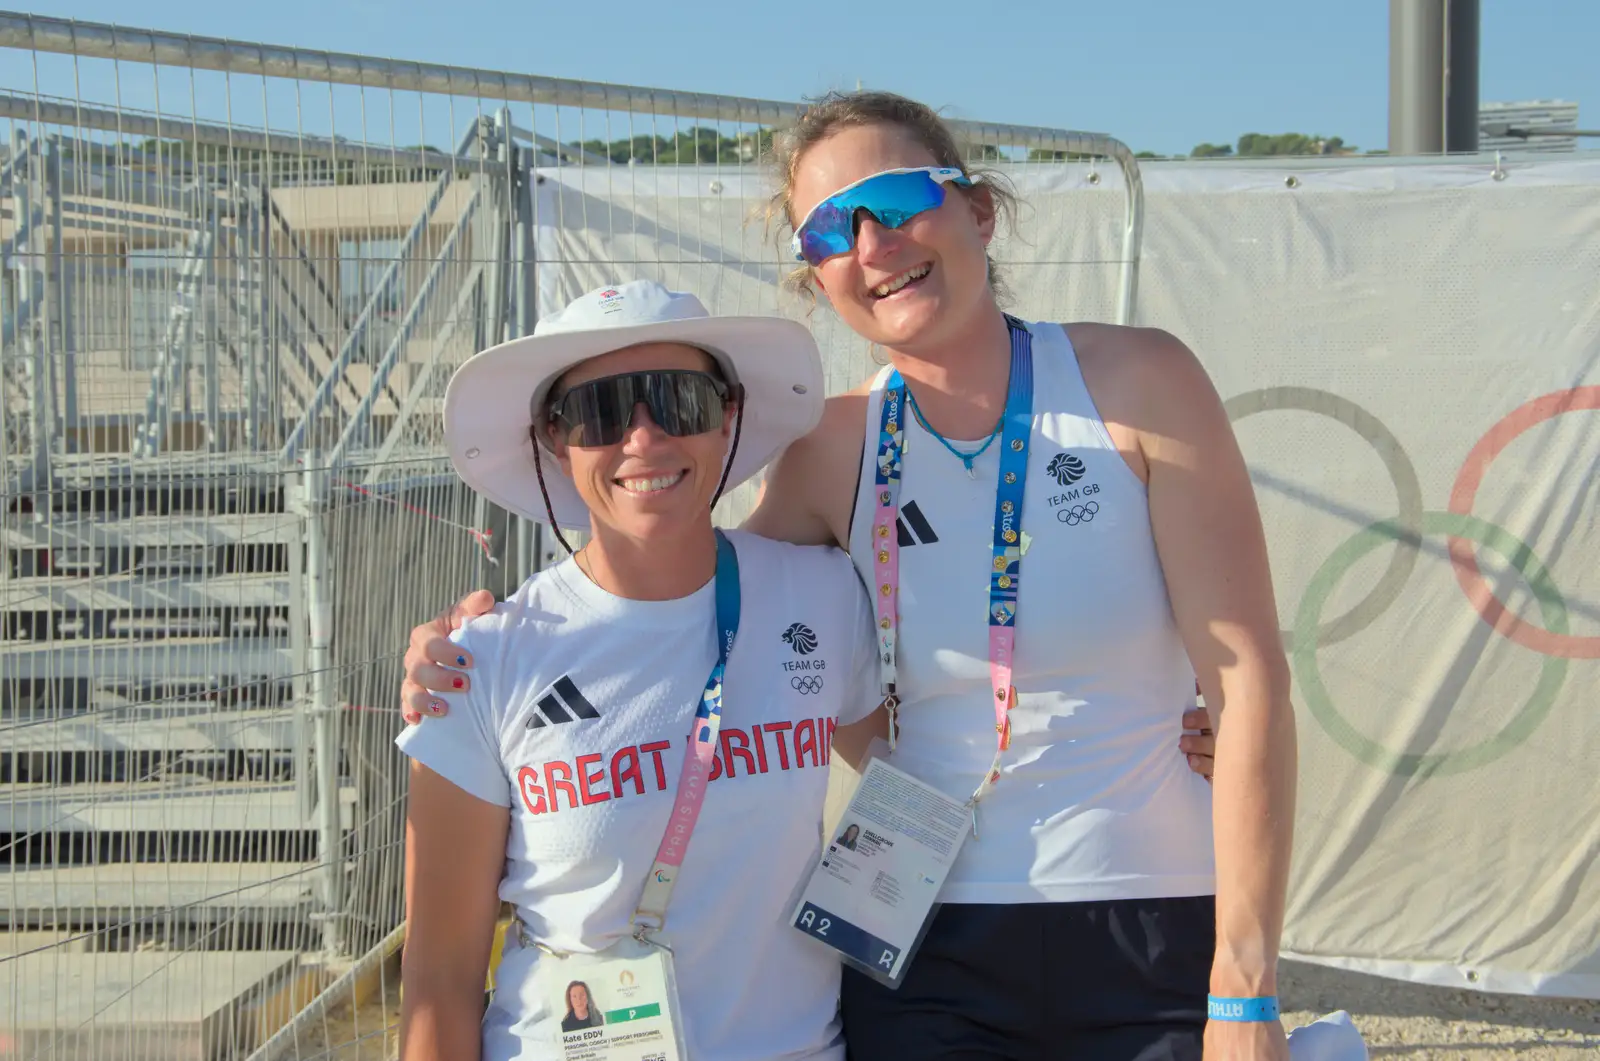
<box><xmin>870</xmin><ymin>318</ymin><xmax>1035</xmax><ymax>838</ymax></box>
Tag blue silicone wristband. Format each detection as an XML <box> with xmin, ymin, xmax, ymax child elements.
<box><xmin>1207</xmin><ymin>995</ymin><xmax>1281</xmax><ymax>1022</ymax></box>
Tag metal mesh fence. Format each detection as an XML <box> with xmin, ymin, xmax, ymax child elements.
<box><xmin>0</xmin><ymin>11</ymin><xmax>1140</xmax><ymax>1058</ymax></box>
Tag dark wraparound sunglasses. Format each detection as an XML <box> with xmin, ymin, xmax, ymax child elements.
<box><xmin>542</xmin><ymin>369</ymin><xmax>735</xmax><ymax>449</ymax></box>
<box><xmin>530</xmin><ymin>368</ymin><xmax>746</xmax><ymax>558</ymax></box>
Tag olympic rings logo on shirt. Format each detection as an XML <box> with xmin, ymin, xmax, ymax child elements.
<box><xmin>791</xmin><ymin>675</ymin><xmax>824</xmax><ymax>695</ymax></box>
<box><xmin>1057</xmin><ymin>501</ymin><xmax>1099</xmax><ymax>526</ymax></box>
<box><xmin>1226</xmin><ymin>385</ymin><xmax>1599</xmax><ymax>777</ymax></box>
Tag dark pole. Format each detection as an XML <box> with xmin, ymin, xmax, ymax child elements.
<box><xmin>1389</xmin><ymin>0</ymin><xmax>1446</xmax><ymax>155</ymax></box>
<box><xmin>1445</xmin><ymin>0</ymin><xmax>1481</xmax><ymax>152</ymax></box>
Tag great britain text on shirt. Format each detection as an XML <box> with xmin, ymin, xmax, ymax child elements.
<box><xmin>514</xmin><ymin>719</ymin><xmax>839</xmax><ymax>815</ymax></box>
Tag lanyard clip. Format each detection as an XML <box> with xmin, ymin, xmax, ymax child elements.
<box><xmin>514</xmin><ymin>918</ymin><xmax>569</xmax><ymax>959</ymax></box>
<box><xmin>632</xmin><ymin>921</ymin><xmax>674</xmax><ymax>953</ymax></box>
<box><xmin>881</xmin><ymin>691</ymin><xmax>900</xmax><ymax>751</ymax></box>
<box><xmin>965</xmin><ymin>798</ymin><xmax>980</xmax><ymax>841</ymax></box>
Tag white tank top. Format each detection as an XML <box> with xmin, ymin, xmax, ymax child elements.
<box><xmin>848</xmin><ymin>319</ymin><xmax>1216</xmax><ymax>904</ymax></box>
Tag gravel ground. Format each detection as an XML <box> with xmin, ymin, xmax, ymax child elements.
<box><xmin>1279</xmin><ymin>960</ymin><xmax>1600</xmax><ymax>1059</ymax></box>
<box><xmin>298</xmin><ymin>958</ymin><xmax>1600</xmax><ymax>1060</ymax></box>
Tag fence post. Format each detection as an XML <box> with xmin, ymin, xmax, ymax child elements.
<box><xmin>202</xmin><ymin>205</ymin><xmax>223</xmax><ymax>451</ymax></box>
<box><xmin>288</xmin><ymin>461</ymin><xmax>312</xmax><ymax>822</ymax></box>
<box><xmin>514</xmin><ymin>145</ymin><xmax>537</xmax><ymax>342</ymax></box>
<box><xmin>47</xmin><ymin>138</ymin><xmax>77</xmax><ymax>452</ymax></box>
<box><xmin>482</xmin><ymin>111</ymin><xmax>512</xmax><ymax>353</ymax></box>
<box><xmin>301</xmin><ymin>461</ymin><xmax>346</xmax><ymax>958</ymax></box>
<box><xmin>513</xmin><ymin>142</ymin><xmax>542</xmax><ymax>583</ymax></box>
<box><xmin>12</xmin><ymin>135</ymin><xmax>56</xmax><ymax>507</ymax></box>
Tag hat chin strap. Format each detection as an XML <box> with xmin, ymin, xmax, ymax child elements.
<box><xmin>531</xmin><ymin>435</ymin><xmax>578</xmax><ymax>558</ymax></box>
<box><xmin>531</xmin><ymin>390</ymin><xmax>745</xmax><ymax>558</ymax></box>
<box><xmin>709</xmin><ymin>385</ymin><xmax>746</xmax><ymax>512</ymax></box>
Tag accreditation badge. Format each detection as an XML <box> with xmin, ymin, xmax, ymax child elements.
<box><xmin>788</xmin><ymin>756</ymin><xmax>970</xmax><ymax>988</ymax></box>
<box><xmin>531</xmin><ymin>934</ymin><xmax>688</xmax><ymax>1061</ymax></box>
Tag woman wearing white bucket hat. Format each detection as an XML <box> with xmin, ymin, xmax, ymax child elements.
<box><xmin>396</xmin><ymin>279</ymin><xmax>885</xmax><ymax>1061</ymax></box>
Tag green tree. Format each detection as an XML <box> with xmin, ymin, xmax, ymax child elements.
<box><xmin>1235</xmin><ymin>132</ymin><xmax>1353</xmax><ymax>156</ymax></box>
<box><xmin>1188</xmin><ymin>133</ymin><xmax>1355</xmax><ymax>159</ymax></box>
<box><xmin>1027</xmin><ymin>148</ymin><xmax>1104</xmax><ymax>162</ymax></box>
<box><xmin>568</xmin><ymin>127</ymin><xmax>751</xmax><ymax>165</ymax></box>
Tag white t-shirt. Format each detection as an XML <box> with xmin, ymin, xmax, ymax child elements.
<box><xmin>395</xmin><ymin>530</ymin><xmax>878</xmax><ymax>1061</ymax></box>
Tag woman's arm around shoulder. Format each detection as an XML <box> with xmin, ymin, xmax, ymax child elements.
<box><xmin>1117</xmin><ymin>326</ymin><xmax>1297</xmax><ymax>1061</ymax></box>
<box><xmin>744</xmin><ymin>392</ymin><xmax>869</xmax><ymax>549</ymax></box>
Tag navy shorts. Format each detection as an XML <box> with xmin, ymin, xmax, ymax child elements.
<box><xmin>840</xmin><ymin>895</ymin><xmax>1215</xmax><ymax>1061</ymax></box>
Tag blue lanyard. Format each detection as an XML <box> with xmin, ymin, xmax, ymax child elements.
<box><xmin>635</xmin><ymin>529</ymin><xmax>740</xmax><ymax>933</ymax></box>
<box><xmin>702</xmin><ymin>529</ymin><xmax>741</xmax><ymax>738</ymax></box>
<box><xmin>869</xmin><ymin>317</ymin><xmax>1034</xmax><ymax>813</ymax></box>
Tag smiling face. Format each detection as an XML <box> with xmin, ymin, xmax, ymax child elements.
<box><xmin>788</xmin><ymin>123</ymin><xmax>998</xmax><ymax>354</ymax></box>
<box><xmin>543</xmin><ymin>341</ymin><xmax>734</xmax><ymax>546</ymax></box>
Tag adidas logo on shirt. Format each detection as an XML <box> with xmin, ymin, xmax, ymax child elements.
<box><xmin>896</xmin><ymin>500</ymin><xmax>939</xmax><ymax>547</ymax></box>
<box><xmin>525</xmin><ymin>676</ymin><xmax>601</xmax><ymax>729</ymax></box>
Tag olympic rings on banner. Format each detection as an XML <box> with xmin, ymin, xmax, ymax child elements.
<box><xmin>1448</xmin><ymin>386</ymin><xmax>1600</xmax><ymax>659</ymax></box>
<box><xmin>1225</xmin><ymin>387</ymin><xmax>1424</xmax><ymax>648</ymax></box>
<box><xmin>1293</xmin><ymin>511</ymin><xmax>1570</xmax><ymax>777</ymax></box>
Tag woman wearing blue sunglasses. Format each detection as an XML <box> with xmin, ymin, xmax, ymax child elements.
<box><xmin>401</xmin><ymin>90</ymin><xmax>1295</xmax><ymax>1061</ymax></box>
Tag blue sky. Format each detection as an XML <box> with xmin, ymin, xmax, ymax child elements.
<box><xmin>20</xmin><ymin>0</ymin><xmax>1599</xmax><ymax>156</ymax></box>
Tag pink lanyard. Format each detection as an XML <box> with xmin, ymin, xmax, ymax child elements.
<box><xmin>870</xmin><ymin>319</ymin><xmax>1036</xmax><ymax>827</ymax></box>
<box><xmin>631</xmin><ymin>531</ymin><xmax>740</xmax><ymax>940</ymax></box>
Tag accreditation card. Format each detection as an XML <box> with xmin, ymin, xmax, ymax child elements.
<box><xmin>788</xmin><ymin>755</ymin><xmax>970</xmax><ymax>988</ymax></box>
<box><xmin>532</xmin><ymin>935</ymin><xmax>687</xmax><ymax>1061</ymax></box>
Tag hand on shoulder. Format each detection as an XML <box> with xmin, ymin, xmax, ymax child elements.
<box><xmin>400</xmin><ymin>588</ymin><xmax>497</xmax><ymax>724</ymax></box>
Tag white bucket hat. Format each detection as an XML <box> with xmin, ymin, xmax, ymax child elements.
<box><xmin>443</xmin><ymin>280</ymin><xmax>825</xmax><ymax>530</ymax></box>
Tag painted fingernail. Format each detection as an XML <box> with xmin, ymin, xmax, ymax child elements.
<box><xmin>430</xmin><ymin>700</ymin><xmax>446</xmax><ymax>715</ymax></box>
<box><xmin>452</xmin><ymin>678</ymin><xmax>464</xmax><ymax>690</ymax></box>
<box><xmin>456</xmin><ymin>655</ymin><xmax>468</xmax><ymax>666</ymax></box>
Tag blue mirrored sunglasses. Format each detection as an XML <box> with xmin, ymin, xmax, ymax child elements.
<box><xmin>790</xmin><ymin>166</ymin><xmax>974</xmax><ymax>266</ymax></box>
